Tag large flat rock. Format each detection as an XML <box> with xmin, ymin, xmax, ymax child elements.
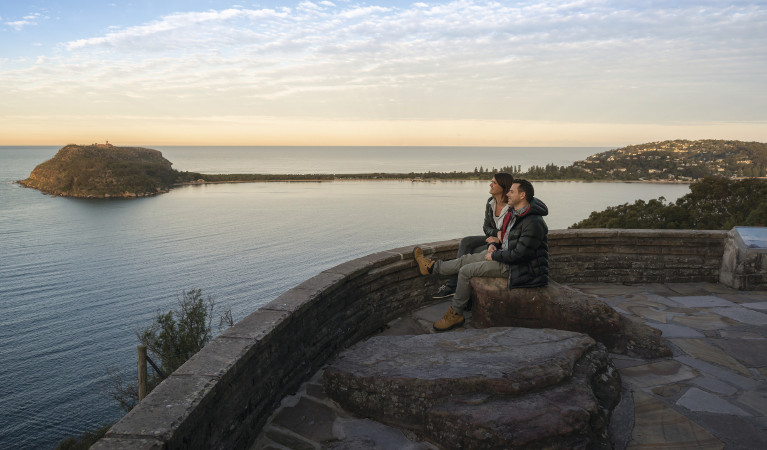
<box><xmin>471</xmin><ymin>279</ymin><xmax>621</xmax><ymax>334</ymax></box>
<box><xmin>471</xmin><ymin>279</ymin><xmax>671</xmax><ymax>358</ymax></box>
<box><xmin>323</xmin><ymin>327</ymin><xmax>620</xmax><ymax>449</ymax></box>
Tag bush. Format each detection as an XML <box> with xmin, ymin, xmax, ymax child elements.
<box><xmin>105</xmin><ymin>289</ymin><xmax>230</xmax><ymax>412</ymax></box>
<box><xmin>570</xmin><ymin>177</ymin><xmax>767</xmax><ymax>230</ymax></box>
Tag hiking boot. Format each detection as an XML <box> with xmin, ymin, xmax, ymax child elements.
<box><xmin>432</xmin><ymin>284</ymin><xmax>455</xmax><ymax>299</ymax></box>
<box><xmin>413</xmin><ymin>247</ymin><xmax>435</xmax><ymax>275</ymax></box>
<box><xmin>433</xmin><ymin>306</ymin><xmax>465</xmax><ymax>332</ymax></box>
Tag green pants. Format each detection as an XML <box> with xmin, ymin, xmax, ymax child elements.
<box><xmin>434</xmin><ymin>252</ymin><xmax>509</xmax><ymax>314</ymax></box>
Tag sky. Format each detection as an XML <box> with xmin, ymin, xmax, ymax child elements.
<box><xmin>0</xmin><ymin>0</ymin><xmax>766</xmax><ymax>147</ymax></box>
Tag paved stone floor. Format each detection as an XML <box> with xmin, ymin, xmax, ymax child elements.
<box><xmin>253</xmin><ymin>282</ymin><xmax>767</xmax><ymax>449</ymax></box>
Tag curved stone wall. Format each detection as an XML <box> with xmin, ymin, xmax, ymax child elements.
<box><xmin>93</xmin><ymin>229</ymin><xmax>729</xmax><ymax>449</ymax></box>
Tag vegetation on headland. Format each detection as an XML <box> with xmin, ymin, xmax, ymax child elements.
<box><xmin>570</xmin><ymin>177</ymin><xmax>767</xmax><ymax>229</ymax></box>
<box><xmin>19</xmin><ymin>139</ymin><xmax>767</xmax><ymax>199</ymax></box>
<box><xmin>19</xmin><ymin>143</ymin><xmax>179</xmax><ymax>198</ymax></box>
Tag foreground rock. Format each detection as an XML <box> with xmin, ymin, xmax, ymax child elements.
<box><xmin>323</xmin><ymin>327</ymin><xmax>621</xmax><ymax>449</ymax></box>
<box><xmin>470</xmin><ymin>278</ymin><xmax>671</xmax><ymax>358</ymax></box>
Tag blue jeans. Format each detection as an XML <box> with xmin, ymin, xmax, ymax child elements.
<box><xmin>444</xmin><ymin>235</ymin><xmax>489</xmax><ymax>290</ymax></box>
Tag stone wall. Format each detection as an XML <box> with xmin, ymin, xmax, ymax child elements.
<box><xmin>93</xmin><ymin>229</ymin><xmax>731</xmax><ymax>449</ymax></box>
<box><xmin>549</xmin><ymin>229</ymin><xmax>727</xmax><ymax>284</ymax></box>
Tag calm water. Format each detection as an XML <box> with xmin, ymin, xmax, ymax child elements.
<box><xmin>0</xmin><ymin>146</ymin><xmax>689</xmax><ymax>449</ymax></box>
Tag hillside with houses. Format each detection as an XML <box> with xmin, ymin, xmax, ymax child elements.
<box><xmin>571</xmin><ymin>139</ymin><xmax>767</xmax><ymax>181</ymax></box>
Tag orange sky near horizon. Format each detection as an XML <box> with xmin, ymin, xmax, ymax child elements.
<box><xmin>3</xmin><ymin>117</ymin><xmax>766</xmax><ymax>148</ymax></box>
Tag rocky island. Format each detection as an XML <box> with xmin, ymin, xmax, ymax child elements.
<box><xmin>18</xmin><ymin>143</ymin><xmax>189</xmax><ymax>198</ymax></box>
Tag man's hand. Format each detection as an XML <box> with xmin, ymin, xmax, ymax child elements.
<box><xmin>485</xmin><ymin>246</ymin><xmax>495</xmax><ymax>260</ymax></box>
<box><xmin>486</xmin><ymin>236</ymin><xmax>500</xmax><ymax>244</ymax></box>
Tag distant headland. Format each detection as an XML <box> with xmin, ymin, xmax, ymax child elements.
<box><xmin>17</xmin><ymin>139</ymin><xmax>767</xmax><ymax>198</ymax></box>
<box><xmin>17</xmin><ymin>143</ymin><xmax>185</xmax><ymax>198</ymax></box>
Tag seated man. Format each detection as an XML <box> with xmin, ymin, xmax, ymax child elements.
<box><xmin>413</xmin><ymin>179</ymin><xmax>549</xmax><ymax>331</ymax></box>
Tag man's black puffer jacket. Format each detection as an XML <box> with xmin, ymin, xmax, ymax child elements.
<box><xmin>491</xmin><ymin>197</ymin><xmax>549</xmax><ymax>288</ymax></box>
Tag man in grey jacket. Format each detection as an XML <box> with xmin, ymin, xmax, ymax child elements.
<box><xmin>413</xmin><ymin>179</ymin><xmax>549</xmax><ymax>331</ymax></box>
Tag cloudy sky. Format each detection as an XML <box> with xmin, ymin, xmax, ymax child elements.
<box><xmin>1</xmin><ymin>0</ymin><xmax>765</xmax><ymax>146</ymax></box>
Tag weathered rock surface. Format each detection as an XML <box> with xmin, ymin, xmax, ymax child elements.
<box><xmin>471</xmin><ymin>279</ymin><xmax>620</xmax><ymax>334</ymax></box>
<box><xmin>323</xmin><ymin>327</ymin><xmax>621</xmax><ymax>449</ymax></box>
<box><xmin>470</xmin><ymin>278</ymin><xmax>671</xmax><ymax>358</ymax></box>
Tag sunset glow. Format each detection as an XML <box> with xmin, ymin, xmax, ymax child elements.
<box><xmin>1</xmin><ymin>0</ymin><xmax>765</xmax><ymax>146</ymax></box>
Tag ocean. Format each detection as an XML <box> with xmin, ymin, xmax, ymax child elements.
<box><xmin>0</xmin><ymin>146</ymin><xmax>690</xmax><ymax>448</ymax></box>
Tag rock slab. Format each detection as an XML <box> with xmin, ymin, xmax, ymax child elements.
<box><xmin>470</xmin><ymin>279</ymin><xmax>671</xmax><ymax>358</ymax></box>
<box><xmin>323</xmin><ymin>328</ymin><xmax>621</xmax><ymax>449</ymax></box>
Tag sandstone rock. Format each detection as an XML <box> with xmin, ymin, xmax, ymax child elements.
<box><xmin>323</xmin><ymin>328</ymin><xmax>620</xmax><ymax>449</ymax></box>
<box><xmin>600</xmin><ymin>315</ymin><xmax>672</xmax><ymax>359</ymax></box>
<box><xmin>470</xmin><ymin>278</ymin><xmax>671</xmax><ymax>358</ymax></box>
<box><xmin>470</xmin><ymin>279</ymin><xmax>620</xmax><ymax>335</ymax></box>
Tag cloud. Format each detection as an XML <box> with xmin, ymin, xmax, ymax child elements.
<box><xmin>5</xmin><ymin>12</ymin><xmax>44</xmax><ymax>30</ymax></box>
<box><xmin>4</xmin><ymin>1</ymin><xmax>767</xmax><ymax>131</ymax></box>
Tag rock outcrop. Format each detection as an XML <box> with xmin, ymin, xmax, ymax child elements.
<box><xmin>323</xmin><ymin>327</ymin><xmax>621</xmax><ymax>449</ymax></box>
<box><xmin>470</xmin><ymin>278</ymin><xmax>671</xmax><ymax>358</ymax></box>
<box><xmin>18</xmin><ymin>144</ymin><xmax>178</xmax><ymax>198</ymax></box>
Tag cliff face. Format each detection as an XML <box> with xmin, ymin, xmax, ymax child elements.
<box><xmin>19</xmin><ymin>144</ymin><xmax>178</xmax><ymax>198</ymax></box>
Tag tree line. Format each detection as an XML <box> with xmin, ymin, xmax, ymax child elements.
<box><xmin>570</xmin><ymin>177</ymin><xmax>767</xmax><ymax>229</ymax></box>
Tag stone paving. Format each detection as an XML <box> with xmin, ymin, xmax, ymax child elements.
<box><xmin>252</xmin><ymin>282</ymin><xmax>767</xmax><ymax>449</ymax></box>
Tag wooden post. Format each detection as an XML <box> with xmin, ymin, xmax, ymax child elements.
<box><xmin>138</xmin><ymin>345</ymin><xmax>148</xmax><ymax>401</ymax></box>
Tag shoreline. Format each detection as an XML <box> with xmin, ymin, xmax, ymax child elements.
<box><xmin>175</xmin><ymin>177</ymin><xmax>693</xmax><ymax>185</ymax></box>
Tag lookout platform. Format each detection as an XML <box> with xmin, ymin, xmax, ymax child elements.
<box><xmin>253</xmin><ymin>281</ymin><xmax>767</xmax><ymax>449</ymax></box>
<box><xmin>92</xmin><ymin>228</ymin><xmax>767</xmax><ymax>450</ymax></box>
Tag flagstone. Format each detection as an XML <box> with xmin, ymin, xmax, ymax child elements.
<box><xmin>675</xmin><ymin>356</ymin><xmax>760</xmax><ymax>390</ymax></box>
<box><xmin>619</xmin><ymin>360</ymin><xmax>697</xmax><ymax>388</ymax></box>
<box><xmin>742</xmin><ymin>301</ymin><xmax>767</xmax><ymax>311</ymax></box>
<box><xmin>711</xmin><ymin>338</ymin><xmax>767</xmax><ymax>368</ymax></box>
<box><xmin>646</xmin><ymin>322</ymin><xmax>704</xmax><ymax>338</ymax></box>
<box><xmin>677</xmin><ymin>388</ymin><xmax>750</xmax><ymax>416</ymax></box>
<box><xmin>710</xmin><ymin>307</ymin><xmax>767</xmax><ymax>326</ymax></box>
<box><xmin>629</xmin><ymin>391</ymin><xmax>724</xmax><ymax>449</ymax></box>
<box><xmin>738</xmin><ymin>390</ymin><xmax>767</xmax><ymax>416</ymax></box>
<box><xmin>672</xmin><ymin>313</ymin><xmax>736</xmax><ymax>331</ymax></box>
<box><xmin>691</xmin><ymin>376</ymin><xmax>738</xmax><ymax>396</ymax></box>
<box><xmin>670</xmin><ymin>339</ymin><xmax>751</xmax><ymax>376</ymax></box>
<box><xmin>719</xmin><ymin>330</ymin><xmax>765</xmax><ymax>340</ymax></box>
<box><xmin>626</xmin><ymin>305</ymin><xmax>669</xmax><ymax>323</ymax></box>
<box><xmin>669</xmin><ymin>296</ymin><xmax>738</xmax><ymax>308</ymax></box>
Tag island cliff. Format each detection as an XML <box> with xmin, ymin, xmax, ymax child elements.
<box><xmin>19</xmin><ymin>144</ymin><xmax>181</xmax><ymax>198</ymax></box>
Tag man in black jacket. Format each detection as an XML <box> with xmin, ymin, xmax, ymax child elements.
<box><xmin>413</xmin><ymin>179</ymin><xmax>549</xmax><ymax>331</ymax></box>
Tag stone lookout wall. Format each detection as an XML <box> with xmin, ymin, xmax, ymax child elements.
<box><xmin>94</xmin><ymin>229</ymin><xmax>732</xmax><ymax>450</ymax></box>
<box><xmin>549</xmin><ymin>229</ymin><xmax>727</xmax><ymax>284</ymax></box>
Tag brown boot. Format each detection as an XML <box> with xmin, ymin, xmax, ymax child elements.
<box><xmin>433</xmin><ymin>306</ymin><xmax>465</xmax><ymax>332</ymax></box>
<box><xmin>413</xmin><ymin>247</ymin><xmax>435</xmax><ymax>276</ymax></box>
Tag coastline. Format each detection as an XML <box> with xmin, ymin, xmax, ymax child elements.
<box><xmin>175</xmin><ymin>177</ymin><xmax>692</xmax><ymax>185</ymax></box>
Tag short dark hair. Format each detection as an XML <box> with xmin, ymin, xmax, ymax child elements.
<box><xmin>493</xmin><ymin>172</ymin><xmax>514</xmax><ymax>197</ymax></box>
<box><xmin>514</xmin><ymin>179</ymin><xmax>534</xmax><ymax>201</ymax></box>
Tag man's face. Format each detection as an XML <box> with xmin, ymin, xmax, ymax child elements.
<box><xmin>507</xmin><ymin>183</ymin><xmax>525</xmax><ymax>207</ymax></box>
